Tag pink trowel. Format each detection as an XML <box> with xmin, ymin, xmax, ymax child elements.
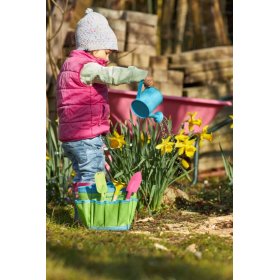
<box><xmin>125</xmin><ymin>171</ymin><xmax>142</xmax><ymax>200</ymax></box>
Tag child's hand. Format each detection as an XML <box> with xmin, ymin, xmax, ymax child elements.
<box><xmin>144</xmin><ymin>76</ymin><xmax>154</xmax><ymax>88</ymax></box>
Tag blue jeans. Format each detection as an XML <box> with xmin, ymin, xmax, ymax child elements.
<box><xmin>62</xmin><ymin>136</ymin><xmax>105</xmax><ymax>185</ymax></box>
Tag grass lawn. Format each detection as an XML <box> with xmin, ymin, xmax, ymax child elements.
<box><xmin>47</xmin><ymin>194</ymin><xmax>232</xmax><ymax>280</ymax></box>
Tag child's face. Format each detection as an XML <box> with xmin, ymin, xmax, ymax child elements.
<box><xmin>92</xmin><ymin>49</ymin><xmax>112</xmax><ymax>61</ymax></box>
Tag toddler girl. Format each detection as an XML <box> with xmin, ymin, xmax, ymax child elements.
<box><xmin>56</xmin><ymin>8</ymin><xmax>153</xmax><ymax>197</ymax></box>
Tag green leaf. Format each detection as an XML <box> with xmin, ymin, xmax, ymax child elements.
<box><xmin>113</xmin><ymin>171</ymin><xmax>124</xmax><ymax>179</ymax></box>
<box><xmin>219</xmin><ymin>142</ymin><xmax>233</xmax><ymax>183</ymax></box>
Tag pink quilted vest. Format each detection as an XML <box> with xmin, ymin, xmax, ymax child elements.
<box><xmin>56</xmin><ymin>50</ymin><xmax>110</xmax><ymax>142</ymax></box>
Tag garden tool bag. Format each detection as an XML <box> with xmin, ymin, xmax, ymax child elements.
<box><xmin>75</xmin><ymin>182</ymin><xmax>138</xmax><ymax>230</ymax></box>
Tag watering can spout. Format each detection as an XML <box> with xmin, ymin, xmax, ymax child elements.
<box><xmin>131</xmin><ymin>80</ymin><xmax>164</xmax><ymax>123</ymax></box>
<box><xmin>149</xmin><ymin>112</ymin><xmax>164</xmax><ymax>123</ymax></box>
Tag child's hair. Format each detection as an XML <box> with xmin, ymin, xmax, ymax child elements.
<box><xmin>75</xmin><ymin>8</ymin><xmax>118</xmax><ymax>52</ymax></box>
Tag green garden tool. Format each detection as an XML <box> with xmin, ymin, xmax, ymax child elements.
<box><xmin>95</xmin><ymin>172</ymin><xmax>108</xmax><ymax>201</ymax></box>
<box><xmin>112</xmin><ymin>180</ymin><xmax>126</xmax><ymax>201</ymax></box>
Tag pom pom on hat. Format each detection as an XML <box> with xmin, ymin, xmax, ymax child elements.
<box><xmin>75</xmin><ymin>8</ymin><xmax>118</xmax><ymax>51</ymax></box>
<box><xmin>85</xmin><ymin>8</ymin><xmax>93</xmax><ymax>14</ymax></box>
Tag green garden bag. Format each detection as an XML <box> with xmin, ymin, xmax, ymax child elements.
<box><xmin>75</xmin><ymin>182</ymin><xmax>138</xmax><ymax>231</ymax></box>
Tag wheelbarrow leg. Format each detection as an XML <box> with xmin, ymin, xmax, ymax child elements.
<box><xmin>191</xmin><ymin>138</ymin><xmax>200</xmax><ymax>186</ymax></box>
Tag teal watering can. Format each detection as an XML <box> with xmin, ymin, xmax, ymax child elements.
<box><xmin>131</xmin><ymin>80</ymin><xmax>164</xmax><ymax>123</ymax></box>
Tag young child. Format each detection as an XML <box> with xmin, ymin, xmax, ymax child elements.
<box><xmin>56</xmin><ymin>8</ymin><xmax>153</xmax><ymax>197</ymax></box>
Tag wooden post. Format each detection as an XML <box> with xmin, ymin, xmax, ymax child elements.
<box><xmin>156</xmin><ymin>0</ymin><xmax>163</xmax><ymax>55</ymax></box>
<box><xmin>161</xmin><ymin>0</ymin><xmax>176</xmax><ymax>55</ymax></box>
<box><xmin>211</xmin><ymin>0</ymin><xmax>230</xmax><ymax>45</ymax></box>
<box><xmin>201</xmin><ymin>0</ymin><xmax>213</xmax><ymax>48</ymax></box>
<box><xmin>147</xmin><ymin>0</ymin><xmax>153</xmax><ymax>14</ymax></box>
<box><xmin>119</xmin><ymin>0</ymin><xmax>126</xmax><ymax>9</ymax></box>
<box><xmin>69</xmin><ymin>0</ymin><xmax>93</xmax><ymax>28</ymax></box>
<box><xmin>174</xmin><ymin>0</ymin><xmax>188</xmax><ymax>54</ymax></box>
<box><xmin>189</xmin><ymin>0</ymin><xmax>204</xmax><ymax>49</ymax></box>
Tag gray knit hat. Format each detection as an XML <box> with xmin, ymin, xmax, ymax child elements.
<box><xmin>75</xmin><ymin>8</ymin><xmax>118</xmax><ymax>51</ymax></box>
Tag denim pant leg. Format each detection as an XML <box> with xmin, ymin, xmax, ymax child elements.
<box><xmin>62</xmin><ymin>136</ymin><xmax>105</xmax><ymax>184</ymax></box>
<box><xmin>63</xmin><ymin>152</ymin><xmax>82</xmax><ymax>184</ymax></box>
<box><xmin>80</xmin><ymin>137</ymin><xmax>105</xmax><ymax>183</ymax></box>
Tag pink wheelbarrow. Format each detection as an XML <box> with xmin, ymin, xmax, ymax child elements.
<box><xmin>108</xmin><ymin>88</ymin><xmax>232</xmax><ymax>133</ymax></box>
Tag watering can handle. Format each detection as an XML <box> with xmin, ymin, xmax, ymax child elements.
<box><xmin>137</xmin><ymin>80</ymin><xmax>144</xmax><ymax>99</ymax></box>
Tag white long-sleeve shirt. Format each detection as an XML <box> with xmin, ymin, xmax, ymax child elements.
<box><xmin>80</xmin><ymin>62</ymin><xmax>148</xmax><ymax>85</ymax></box>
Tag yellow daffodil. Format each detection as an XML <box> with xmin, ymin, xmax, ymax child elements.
<box><xmin>71</xmin><ymin>170</ymin><xmax>76</xmax><ymax>177</ymax></box>
<box><xmin>108</xmin><ymin>130</ymin><xmax>126</xmax><ymax>149</ymax></box>
<box><xmin>200</xmin><ymin>125</ymin><xmax>213</xmax><ymax>146</ymax></box>
<box><xmin>46</xmin><ymin>155</ymin><xmax>50</xmax><ymax>161</ymax></box>
<box><xmin>185</xmin><ymin>112</ymin><xmax>202</xmax><ymax>132</ymax></box>
<box><xmin>181</xmin><ymin>159</ymin><xmax>190</xmax><ymax>169</ymax></box>
<box><xmin>229</xmin><ymin>115</ymin><xmax>233</xmax><ymax>129</ymax></box>
<box><xmin>109</xmin><ymin>138</ymin><xmax>120</xmax><ymax>149</ymax></box>
<box><xmin>175</xmin><ymin>138</ymin><xmax>196</xmax><ymax>158</ymax></box>
<box><xmin>175</xmin><ymin>129</ymin><xmax>188</xmax><ymax>143</ymax></box>
<box><xmin>156</xmin><ymin>136</ymin><xmax>175</xmax><ymax>155</ymax></box>
<box><xmin>112</xmin><ymin>179</ymin><xmax>125</xmax><ymax>189</ymax></box>
<box><xmin>140</xmin><ymin>132</ymin><xmax>151</xmax><ymax>144</ymax></box>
